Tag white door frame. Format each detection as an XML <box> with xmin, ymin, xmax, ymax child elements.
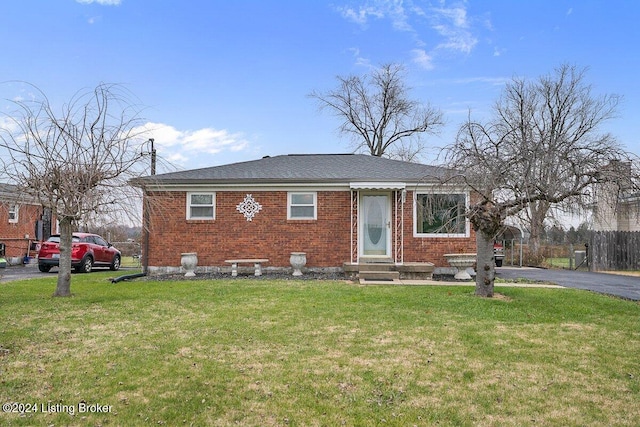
<box><xmin>359</xmin><ymin>192</ymin><xmax>392</xmax><ymax>260</ymax></box>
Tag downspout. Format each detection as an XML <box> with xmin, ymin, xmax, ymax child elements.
<box><xmin>401</xmin><ymin>189</ymin><xmax>405</xmax><ymax>264</ymax></box>
<box><xmin>142</xmin><ymin>186</ymin><xmax>150</xmax><ymax>275</ymax></box>
<box><xmin>350</xmin><ymin>190</ymin><xmax>356</xmax><ymax>264</ymax></box>
<box><xmin>394</xmin><ymin>190</ymin><xmax>398</xmax><ymax>264</ymax></box>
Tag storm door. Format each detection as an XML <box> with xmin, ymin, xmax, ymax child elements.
<box><xmin>360</xmin><ymin>194</ymin><xmax>391</xmax><ymax>258</ymax></box>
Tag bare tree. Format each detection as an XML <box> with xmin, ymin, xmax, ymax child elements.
<box><xmin>0</xmin><ymin>83</ymin><xmax>152</xmax><ymax>297</ymax></box>
<box><xmin>310</xmin><ymin>63</ymin><xmax>443</xmax><ymax>161</ymax></box>
<box><xmin>445</xmin><ymin>64</ymin><xmax>634</xmax><ymax>297</ymax></box>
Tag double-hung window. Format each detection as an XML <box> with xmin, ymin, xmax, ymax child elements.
<box><xmin>415</xmin><ymin>193</ymin><xmax>467</xmax><ymax>236</ymax></box>
<box><xmin>8</xmin><ymin>204</ymin><xmax>18</xmax><ymax>223</ymax></box>
<box><xmin>187</xmin><ymin>193</ymin><xmax>215</xmax><ymax>220</ymax></box>
<box><xmin>288</xmin><ymin>192</ymin><xmax>316</xmax><ymax>220</ymax></box>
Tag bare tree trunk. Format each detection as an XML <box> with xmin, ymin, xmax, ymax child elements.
<box><xmin>53</xmin><ymin>217</ymin><xmax>74</xmax><ymax>297</ymax></box>
<box><xmin>475</xmin><ymin>230</ymin><xmax>495</xmax><ymax>297</ymax></box>
<box><xmin>527</xmin><ymin>201</ymin><xmax>549</xmax><ymax>262</ymax></box>
<box><xmin>467</xmin><ymin>203</ymin><xmax>503</xmax><ymax>297</ymax></box>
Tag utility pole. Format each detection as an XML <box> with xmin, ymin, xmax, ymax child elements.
<box><xmin>150</xmin><ymin>138</ymin><xmax>156</xmax><ymax>176</ymax></box>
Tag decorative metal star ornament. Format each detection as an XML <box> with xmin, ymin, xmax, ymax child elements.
<box><xmin>236</xmin><ymin>194</ymin><xmax>262</xmax><ymax>221</ymax></box>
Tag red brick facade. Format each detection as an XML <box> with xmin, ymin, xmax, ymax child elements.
<box><xmin>0</xmin><ymin>202</ymin><xmax>48</xmax><ymax>258</ymax></box>
<box><xmin>144</xmin><ymin>189</ymin><xmax>476</xmax><ymax>271</ymax></box>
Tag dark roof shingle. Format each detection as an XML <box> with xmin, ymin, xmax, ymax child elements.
<box><xmin>134</xmin><ymin>154</ymin><xmax>455</xmax><ymax>186</ymax></box>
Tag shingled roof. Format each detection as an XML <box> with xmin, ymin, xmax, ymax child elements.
<box><xmin>0</xmin><ymin>183</ymin><xmax>40</xmax><ymax>204</ymax></box>
<box><xmin>133</xmin><ymin>154</ymin><xmax>457</xmax><ymax>186</ymax></box>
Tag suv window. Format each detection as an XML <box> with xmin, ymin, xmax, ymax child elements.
<box><xmin>48</xmin><ymin>235</ymin><xmax>81</xmax><ymax>243</ymax></box>
<box><xmin>93</xmin><ymin>236</ymin><xmax>108</xmax><ymax>246</ymax></box>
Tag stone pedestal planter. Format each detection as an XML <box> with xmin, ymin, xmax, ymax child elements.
<box><xmin>7</xmin><ymin>257</ymin><xmax>21</xmax><ymax>266</ymax></box>
<box><xmin>181</xmin><ymin>253</ymin><xmax>198</xmax><ymax>277</ymax></box>
<box><xmin>290</xmin><ymin>252</ymin><xmax>307</xmax><ymax>276</ymax></box>
<box><xmin>443</xmin><ymin>253</ymin><xmax>477</xmax><ymax>280</ymax></box>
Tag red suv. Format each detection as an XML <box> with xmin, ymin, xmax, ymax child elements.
<box><xmin>38</xmin><ymin>233</ymin><xmax>121</xmax><ymax>273</ymax></box>
<box><xmin>494</xmin><ymin>242</ymin><xmax>505</xmax><ymax>267</ymax></box>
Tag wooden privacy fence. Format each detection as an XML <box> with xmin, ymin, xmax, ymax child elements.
<box><xmin>589</xmin><ymin>231</ymin><xmax>640</xmax><ymax>271</ymax></box>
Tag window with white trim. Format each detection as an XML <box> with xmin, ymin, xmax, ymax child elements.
<box><xmin>187</xmin><ymin>193</ymin><xmax>215</xmax><ymax>220</ymax></box>
<box><xmin>8</xmin><ymin>204</ymin><xmax>18</xmax><ymax>223</ymax></box>
<box><xmin>288</xmin><ymin>192</ymin><xmax>317</xmax><ymax>220</ymax></box>
<box><xmin>415</xmin><ymin>193</ymin><xmax>467</xmax><ymax>236</ymax></box>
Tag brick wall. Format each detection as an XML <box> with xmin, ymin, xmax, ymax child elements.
<box><xmin>145</xmin><ymin>191</ymin><xmax>352</xmax><ymax>268</ymax></box>
<box><xmin>0</xmin><ymin>202</ymin><xmax>44</xmax><ymax>258</ymax></box>
<box><xmin>144</xmin><ymin>189</ymin><xmax>476</xmax><ymax>270</ymax></box>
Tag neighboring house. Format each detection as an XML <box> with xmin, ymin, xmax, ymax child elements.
<box><xmin>594</xmin><ymin>193</ymin><xmax>640</xmax><ymax>232</ymax></box>
<box><xmin>592</xmin><ymin>161</ymin><xmax>640</xmax><ymax>232</ymax></box>
<box><xmin>0</xmin><ymin>183</ymin><xmax>54</xmax><ymax>260</ymax></box>
<box><xmin>132</xmin><ymin>154</ymin><xmax>476</xmax><ymax>276</ymax></box>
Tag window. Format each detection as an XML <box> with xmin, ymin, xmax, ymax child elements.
<box><xmin>187</xmin><ymin>193</ymin><xmax>215</xmax><ymax>220</ymax></box>
<box><xmin>415</xmin><ymin>193</ymin><xmax>467</xmax><ymax>236</ymax></box>
<box><xmin>288</xmin><ymin>192</ymin><xmax>316</xmax><ymax>220</ymax></box>
<box><xmin>93</xmin><ymin>236</ymin><xmax>108</xmax><ymax>247</ymax></box>
<box><xmin>8</xmin><ymin>204</ymin><xmax>18</xmax><ymax>223</ymax></box>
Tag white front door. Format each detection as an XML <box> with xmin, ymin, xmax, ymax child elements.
<box><xmin>361</xmin><ymin>194</ymin><xmax>391</xmax><ymax>258</ymax></box>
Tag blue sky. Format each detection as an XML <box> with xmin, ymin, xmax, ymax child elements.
<box><xmin>1</xmin><ymin>0</ymin><xmax>638</xmax><ymax>173</ymax></box>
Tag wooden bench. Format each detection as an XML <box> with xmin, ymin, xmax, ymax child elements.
<box><xmin>224</xmin><ymin>259</ymin><xmax>269</xmax><ymax>277</ymax></box>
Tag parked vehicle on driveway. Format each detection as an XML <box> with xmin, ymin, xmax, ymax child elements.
<box><xmin>38</xmin><ymin>233</ymin><xmax>121</xmax><ymax>273</ymax></box>
<box><xmin>494</xmin><ymin>242</ymin><xmax>505</xmax><ymax>267</ymax></box>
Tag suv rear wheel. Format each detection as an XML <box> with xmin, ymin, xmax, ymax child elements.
<box><xmin>38</xmin><ymin>264</ymin><xmax>52</xmax><ymax>273</ymax></box>
<box><xmin>76</xmin><ymin>256</ymin><xmax>93</xmax><ymax>273</ymax></box>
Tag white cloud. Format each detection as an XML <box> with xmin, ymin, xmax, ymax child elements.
<box><xmin>340</xmin><ymin>1</ymin><xmax>414</xmax><ymax>32</ymax></box>
<box><xmin>411</xmin><ymin>49</ymin><xmax>434</xmax><ymax>70</ymax></box>
<box><xmin>433</xmin><ymin>6</ymin><xmax>469</xmax><ymax>28</ymax></box>
<box><xmin>430</xmin><ymin>5</ymin><xmax>478</xmax><ymax>54</ymax></box>
<box><xmin>132</xmin><ymin>122</ymin><xmax>250</xmax><ymax>167</ymax></box>
<box><xmin>164</xmin><ymin>152</ymin><xmax>189</xmax><ymax>166</ymax></box>
<box><xmin>0</xmin><ymin>115</ymin><xmax>20</xmax><ymax>134</ymax></box>
<box><xmin>337</xmin><ymin>1</ymin><xmax>482</xmax><ymax>69</ymax></box>
<box><xmin>348</xmin><ymin>47</ymin><xmax>372</xmax><ymax>68</ymax></box>
<box><xmin>76</xmin><ymin>0</ymin><xmax>122</xmax><ymax>5</ymax></box>
<box><xmin>450</xmin><ymin>76</ymin><xmax>511</xmax><ymax>86</ymax></box>
<box><xmin>337</xmin><ymin>4</ymin><xmax>385</xmax><ymax>26</ymax></box>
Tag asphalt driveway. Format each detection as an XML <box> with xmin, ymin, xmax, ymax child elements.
<box><xmin>497</xmin><ymin>266</ymin><xmax>640</xmax><ymax>301</ymax></box>
<box><xmin>0</xmin><ymin>264</ymin><xmax>138</xmax><ymax>283</ymax></box>
<box><xmin>0</xmin><ymin>264</ymin><xmax>43</xmax><ymax>282</ymax></box>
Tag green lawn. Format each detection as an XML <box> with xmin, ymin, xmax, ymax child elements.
<box><xmin>543</xmin><ymin>257</ymin><xmax>572</xmax><ymax>269</ymax></box>
<box><xmin>120</xmin><ymin>255</ymin><xmax>142</xmax><ymax>269</ymax></box>
<box><xmin>1</xmin><ymin>273</ymin><xmax>639</xmax><ymax>426</ymax></box>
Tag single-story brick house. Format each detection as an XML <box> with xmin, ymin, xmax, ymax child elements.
<box><xmin>0</xmin><ymin>183</ymin><xmax>55</xmax><ymax>262</ymax></box>
<box><xmin>132</xmin><ymin>154</ymin><xmax>476</xmax><ymax>277</ymax></box>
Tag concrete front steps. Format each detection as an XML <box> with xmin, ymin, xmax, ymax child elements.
<box><xmin>343</xmin><ymin>259</ymin><xmax>435</xmax><ymax>284</ymax></box>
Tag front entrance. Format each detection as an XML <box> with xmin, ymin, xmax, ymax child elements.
<box><xmin>360</xmin><ymin>194</ymin><xmax>392</xmax><ymax>258</ymax></box>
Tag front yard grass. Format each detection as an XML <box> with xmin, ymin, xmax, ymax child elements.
<box><xmin>1</xmin><ymin>272</ymin><xmax>639</xmax><ymax>426</ymax></box>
